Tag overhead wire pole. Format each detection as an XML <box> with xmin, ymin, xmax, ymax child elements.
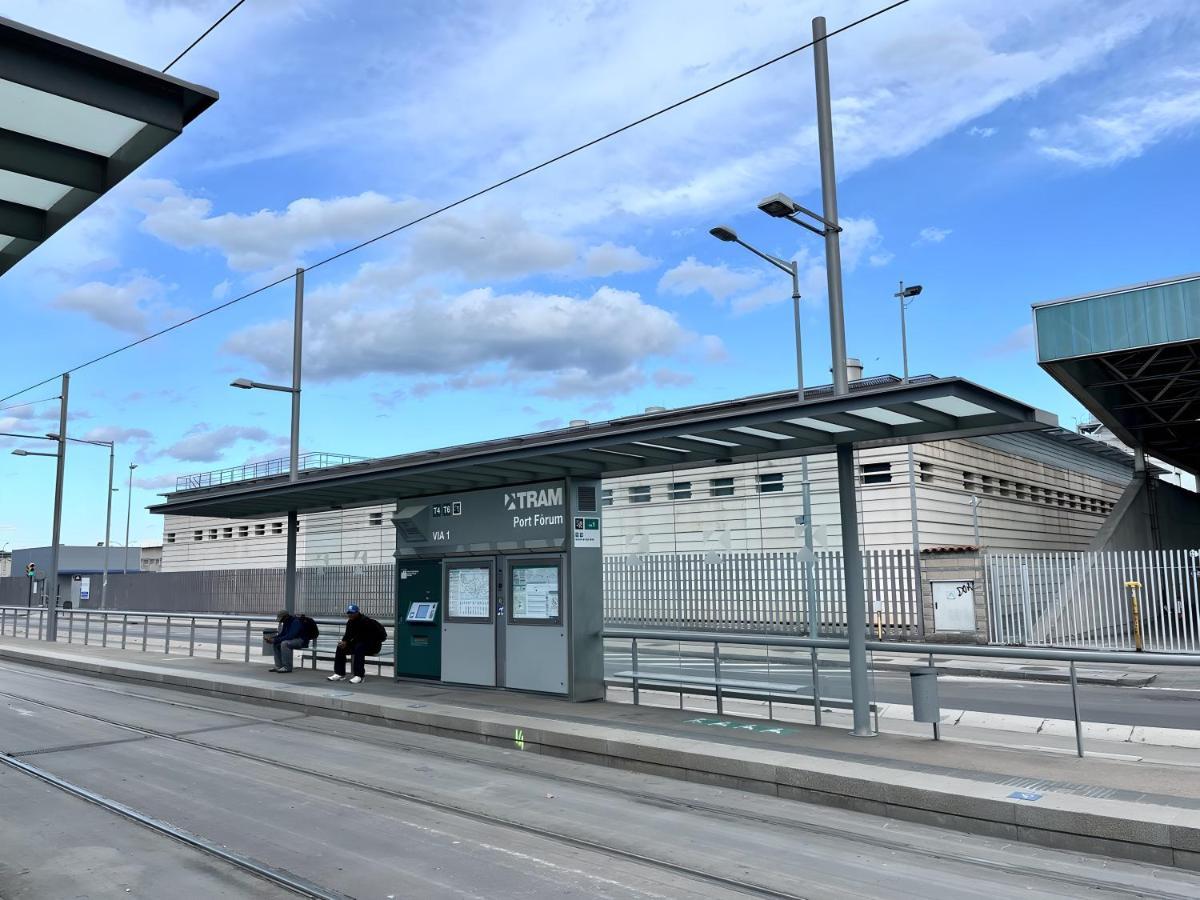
<box><xmin>285</xmin><ymin>267</ymin><xmax>304</xmax><ymax>616</ymax></box>
<box><xmin>812</xmin><ymin>14</ymin><xmax>873</xmax><ymax>736</ymax></box>
<box><xmin>46</xmin><ymin>373</ymin><xmax>69</xmax><ymax>642</ymax></box>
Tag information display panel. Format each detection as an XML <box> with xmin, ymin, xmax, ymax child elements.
<box><xmin>406</xmin><ymin>601</ymin><xmax>438</xmax><ymax>623</ymax></box>
<box><xmin>445</xmin><ymin>565</ymin><xmax>492</xmax><ymax>622</ymax></box>
<box><xmin>510</xmin><ymin>562</ymin><xmax>562</xmax><ymax>625</ymax></box>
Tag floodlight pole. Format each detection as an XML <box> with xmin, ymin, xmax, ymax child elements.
<box><xmin>46</xmin><ymin>373</ymin><xmax>69</xmax><ymax>641</ymax></box>
<box><xmin>813</xmin><ymin>14</ymin><xmax>872</xmax><ymax>736</ymax></box>
<box><xmin>285</xmin><ymin>267</ymin><xmax>304</xmax><ymax>615</ymax></box>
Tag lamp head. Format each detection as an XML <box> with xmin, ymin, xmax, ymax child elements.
<box><xmin>757</xmin><ymin>192</ymin><xmax>801</xmax><ymax>218</ymax></box>
<box><xmin>709</xmin><ymin>225</ymin><xmax>738</xmax><ymax>243</ymax></box>
<box><xmin>900</xmin><ymin>284</ymin><xmax>923</xmax><ymax>298</ymax></box>
<box><xmin>230</xmin><ymin>378</ymin><xmax>254</xmax><ymax>390</ymax></box>
<box><xmin>11</xmin><ymin>449</ymin><xmax>29</xmax><ymax>456</ymax></box>
<box><xmin>46</xmin><ymin>432</ymin><xmax>59</xmax><ymax>440</ymax></box>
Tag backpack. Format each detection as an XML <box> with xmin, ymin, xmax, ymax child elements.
<box><xmin>298</xmin><ymin>615</ymin><xmax>320</xmax><ymax>643</ymax></box>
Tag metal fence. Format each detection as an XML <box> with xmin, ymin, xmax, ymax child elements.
<box><xmin>175</xmin><ymin>451</ymin><xmax>366</xmax><ymax>491</ymax></box>
<box><xmin>0</xmin><ymin>565</ymin><xmax>394</xmax><ymax>618</ymax></box>
<box><xmin>603</xmin><ymin>549</ymin><xmax>917</xmax><ymax>637</ymax></box>
<box><xmin>986</xmin><ymin>549</ymin><xmax>1200</xmax><ymax>652</ymax></box>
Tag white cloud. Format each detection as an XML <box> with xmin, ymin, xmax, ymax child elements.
<box><xmin>916</xmin><ymin>227</ymin><xmax>952</xmax><ymax>245</ymax></box>
<box><xmin>407</xmin><ymin>211</ymin><xmax>575</xmax><ymax>281</ymax></box>
<box><xmin>81</xmin><ymin>426</ymin><xmax>154</xmax><ymax>445</ymax></box>
<box><xmin>968</xmin><ymin>125</ymin><xmax>998</xmax><ymax>138</ymax></box>
<box><xmin>138</xmin><ymin>185</ymin><xmax>425</xmax><ymax>272</ymax></box>
<box><xmin>984</xmin><ymin>323</ymin><xmax>1035</xmax><ymax>358</ymax></box>
<box><xmin>840</xmin><ymin>217</ymin><xmax>889</xmax><ymax>270</ymax></box>
<box><xmin>224</xmin><ymin>274</ymin><xmax>714</xmax><ymax>399</ymax></box>
<box><xmin>1031</xmin><ymin>69</ymin><xmax>1200</xmax><ymax>167</ymax></box>
<box><xmin>133</xmin><ymin>473</ymin><xmax>182</xmax><ymax>491</ymax></box>
<box><xmin>658</xmin><ymin>257</ymin><xmax>762</xmax><ymax>302</ymax></box>
<box><xmin>162</xmin><ymin>424</ymin><xmax>273</xmax><ymax>462</ymax></box>
<box><xmin>583</xmin><ymin>242</ymin><xmax>657</xmax><ymax>276</ymax></box>
<box><xmin>52</xmin><ymin>275</ymin><xmax>166</xmax><ymax>334</ymax></box>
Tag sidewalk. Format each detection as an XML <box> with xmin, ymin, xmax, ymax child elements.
<box><xmin>1</xmin><ymin>636</ymin><xmax>1198</xmax><ymax>871</ymax></box>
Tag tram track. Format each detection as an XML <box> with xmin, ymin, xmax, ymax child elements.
<box><xmin>0</xmin><ymin>672</ymin><xmax>801</xmax><ymax>900</ymax></box>
<box><xmin>1</xmin><ymin>661</ymin><xmax>1196</xmax><ymax>900</ymax></box>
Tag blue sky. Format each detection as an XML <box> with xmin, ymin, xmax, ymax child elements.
<box><xmin>2</xmin><ymin>0</ymin><xmax>1199</xmax><ymax>552</ymax></box>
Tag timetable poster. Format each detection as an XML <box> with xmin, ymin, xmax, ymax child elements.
<box><xmin>511</xmin><ymin>566</ymin><xmax>559</xmax><ymax>620</ymax></box>
<box><xmin>447</xmin><ymin>567</ymin><xmax>490</xmax><ymax>619</ymax></box>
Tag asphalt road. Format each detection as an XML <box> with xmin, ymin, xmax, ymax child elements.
<box><xmin>4</xmin><ymin>661</ymin><xmax>1198</xmax><ymax>899</ymax></box>
<box><xmin>604</xmin><ymin>651</ymin><xmax>1200</xmax><ymax>729</ymax></box>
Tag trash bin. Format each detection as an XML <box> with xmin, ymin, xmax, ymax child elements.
<box><xmin>910</xmin><ymin>666</ymin><xmax>940</xmax><ymax>723</ymax></box>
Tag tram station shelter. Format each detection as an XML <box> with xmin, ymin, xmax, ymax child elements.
<box><xmin>0</xmin><ymin>15</ymin><xmax>217</xmax><ymax>274</ymax></box>
<box><xmin>1035</xmin><ymin>273</ymin><xmax>1200</xmax><ymax>548</ymax></box>
<box><xmin>152</xmin><ymin>376</ymin><xmax>1057</xmax><ymax>702</ymax></box>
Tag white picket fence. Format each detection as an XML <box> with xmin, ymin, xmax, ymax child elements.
<box><xmin>602</xmin><ymin>549</ymin><xmax>917</xmax><ymax>637</ymax></box>
<box><xmin>986</xmin><ymin>549</ymin><xmax>1200</xmax><ymax>652</ymax></box>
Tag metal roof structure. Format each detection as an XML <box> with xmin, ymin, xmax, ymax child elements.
<box><xmin>0</xmin><ymin>16</ymin><xmax>218</xmax><ymax>276</ymax></box>
<box><xmin>152</xmin><ymin>376</ymin><xmax>1058</xmax><ymax>520</ymax></box>
<box><xmin>1034</xmin><ymin>272</ymin><xmax>1200</xmax><ymax>475</ymax></box>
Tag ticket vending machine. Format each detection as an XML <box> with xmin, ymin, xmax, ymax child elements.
<box><xmin>394</xmin><ymin>559</ymin><xmax>442</xmax><ymax>680</ymax></box>
<box><xmin>393</xmin><ymin>479</ymin><xmax>603</xmax><ymax>700</ymax></box>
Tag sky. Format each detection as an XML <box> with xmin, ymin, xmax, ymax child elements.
<box><xmin>2</xmin><ymin>0</ymin><xmax>1199</xmax><ymax>552</ymax></box>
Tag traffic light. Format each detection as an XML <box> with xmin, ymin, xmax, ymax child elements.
<box><xmin>25</xmin><ymin>563</ymin><xmax>36</xmax><ymax>577</ymax></box>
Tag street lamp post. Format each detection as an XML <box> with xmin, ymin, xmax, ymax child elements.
<box><xmin>47</xmin><ymin>435</ymin><xmax>115</xmax><ymax>608</ymax></box>
<box><xmin>124</xmin><ymin>462</ymin><xmax>137</xmax><ymax>573</ymax></box>
<box><xmin>748</xmin><ymin>14</ymin><xmax>872</xmax><ymax>737</ymax></box>
<box><xmin>231</xmin><ymin>266</ymin><xmax>304</xmax><ymax>613</ymax></box>
<box><xmin>709</xmin><ymin>226</ymin><xmax>820</xmax><ymax>643</ymax></box>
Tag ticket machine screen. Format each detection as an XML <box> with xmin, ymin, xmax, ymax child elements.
<box><xmin>406</xmin><ymin>601</ymin><xmax>438</xmax><ymax>623</ymax></box>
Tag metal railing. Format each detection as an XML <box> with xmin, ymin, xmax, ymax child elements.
<box><xmin>175</xmin><ymin>451</ymin><xmax>367</xmax><ymax>492</ymax></box>
<box><xmin>603</xmin><ymin>626</ymin><xmax>1200</xmax><ymax>757</ymax></box>
<box><xmin>0</xmin><ymin>607</ymin><xmax>391</xmax><ymax>666</ymax></box>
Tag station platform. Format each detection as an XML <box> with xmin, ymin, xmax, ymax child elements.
<box><xmin>2</xmin><ymin>636</ymin><xmax>1197</xmax><ymax>871</ymax></box>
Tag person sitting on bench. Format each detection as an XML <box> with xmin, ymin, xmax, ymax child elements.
<box><xmin>265</xmin><ymin>610</ymin><xmax>306</xmax><ymax>673</ymax></box>
<box><xmin>327</xmin><ymin>604</ymin><xmax>386</xmax><ymax>684</ymax></box>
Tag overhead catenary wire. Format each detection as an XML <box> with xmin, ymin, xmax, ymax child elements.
<box><xmin>0</xmin><ymin>395</ymin><xmax>61</xmax><ymax>413</ymax></box>
<box><xmin>162</xmin><ymin>0</ymin><xmax>248</xmax><ymax>74</ymax></box>
<box><xmin>0</xmin><ymin>0</ymin><xmax>912</xmax><ymax>406</ymax></box>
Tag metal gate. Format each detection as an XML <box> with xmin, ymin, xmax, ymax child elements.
<box><xmin>986</xmin><ymin>550</ymin><xmax>1200</xmax><ymax>652</ymax></box>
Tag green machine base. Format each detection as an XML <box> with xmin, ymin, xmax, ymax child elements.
<box><xmin>394</xmin><ymin>559</ymin><xmax>442</xmax><ymax>680</ymax></box>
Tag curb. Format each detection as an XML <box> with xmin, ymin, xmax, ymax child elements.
<box><xmin>2</xmin><ymin>641</ymin><xmax>1198</xmax><ymax>872</ymax></box>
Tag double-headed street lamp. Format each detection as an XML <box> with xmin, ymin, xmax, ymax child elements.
<box><xmin>231</xmin><ymin>267</ymin><xmax>304</xmax><ymax>613</ymax></box>
<box><xmin>12</xmin><ymin>432</ymin><xmax>117</xmax><ymax>609</ymax></box>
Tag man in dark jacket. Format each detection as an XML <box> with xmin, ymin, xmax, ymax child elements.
<box><xmin>265</xmin><ymin>610</ymin><xmax>307</xmax><ymax>673</ymax></box>
<box><xmin>327</xmin><ymin>604</ymin><xmax>386</xmax><ymax>684</ymax></box>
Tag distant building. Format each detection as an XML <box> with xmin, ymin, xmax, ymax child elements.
<box><xmin>158</xmin><ymin>427</ymin><xmax>1139</xmax><ymax>571</ymax></box>
<box><xmin>139</xmin><ymin>545</ymin><xmax>163</xmax><ymax>572</ymax></box>
<box><xmin>0</xmin><ymin>550</ymin><xmax>10</xmax><ymax>578</ymax></box>
<box><xmin>9</xmin><ymin>545</ymin><xmax>137</xmax><ymax>606</ymax></box>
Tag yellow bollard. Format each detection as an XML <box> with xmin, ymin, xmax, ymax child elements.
<box><xmin>1124</xmin><ymin>580</ymin><xmax>1144</xmax><ymax>652</ymax></box>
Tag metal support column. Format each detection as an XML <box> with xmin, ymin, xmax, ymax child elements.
<box><xmin>838</xmin><ymin>443</ymin><xmax>874</xmax><ymax>736</ymax></box>
<box><xmin>100</xmin><ymin>442</ymin><xmax>114</xmax><ymax>609</ymax></box>
<box><xmin>812</xmin><ymin>15</ymin><xmax>848</xmax><ymax>398</ymax></box>
<box><xmin>284</xmin><ymin>267</ymin><xmax>304</xmax><ymax>615</ymax></box>
<box><xmin>46</xmin><ymin>373</ymin><xmax>69</xmax><ymax>642</ymax></box>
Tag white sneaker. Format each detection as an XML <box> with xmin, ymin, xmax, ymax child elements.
<box><xmin>327</xmin><ymin>674</ymin><xmax>345</xmax><ymax>681</ymax></box>
<box><xmin>349</xmin><ymin>676</ymin><xmax>363</xmax><ymax>685</ymax></box>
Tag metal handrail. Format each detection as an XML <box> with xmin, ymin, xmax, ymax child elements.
<box><xmin>603</xmin><ymin>626</ymin><xmax>1200</xmax><ymax>758</ymax></box>
<box><xmin>174</xmin><ymin>451</ymin><xmax>367</xmax><ymax>492</ymax></box>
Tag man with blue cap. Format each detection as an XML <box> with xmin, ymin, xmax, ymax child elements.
<box><xmin>328</xmin><ymin>603</ymin><xmax>387</xmax><ymax>684</ymax></box>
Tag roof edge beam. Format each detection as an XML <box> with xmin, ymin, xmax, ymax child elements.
<box><xmin>0</xmin><ymin>127</ymin><xmax>106</xmax><ymax>193</ymax></box>
<box><xmin>0</xmin><ymin>198</ymin><xmax>46</xmax><ymax>242</ymax></box>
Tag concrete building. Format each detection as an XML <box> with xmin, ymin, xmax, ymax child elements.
<box><xmin>9</xmin><ymin>545</ymin><xmax>136</xmax><ymax>605</ymax></box>
<box><xmin>0</xmin><ymin>549</ymin><xmax>10</xmax><ymax>579</ymax></box>
<box><xmin>139</xmin><ymin>545</ymin><xmax>164</xmax><ymax>572</ymax></box>
<box><xmin>158</xmin><ymin>426</ymin><xmax>1137</xmax><ymax>572</ymax></box>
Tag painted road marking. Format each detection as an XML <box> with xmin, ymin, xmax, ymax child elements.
<box><xmin>684</xmin><ymin>717</ymin><xmax>792</xmax><ymax>735</ymax></box>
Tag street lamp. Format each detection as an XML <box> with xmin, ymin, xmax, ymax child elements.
<box><xmin>894</xmin><ymin>281</ymin><xmax>923</xmax><ymax>384</ymax></box>
<box><xmin>756</xmin><ymin>192</ymin><xmax>842</xmax><ymax>237</ymax></box>
<box><xmin>48</xmin><ymin>433</ymin><xmax>116</xmax><ymax>609</ymax></box>
<box><xmin>124</xmin><ymin>462</ymin><xmax>137</xmax><ymax>573</ymax></box>
<box><xmin>230</xmin><ymin>267</ymin><xmax>305</xmax><ymax>613</ymax></box>
<box><xmin>708</xmin><ymin>225</ymin><xmax>818</xmax><ymax>647</ymax></box>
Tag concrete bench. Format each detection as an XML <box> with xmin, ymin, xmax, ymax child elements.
<box><xmin>300</xmin><ymin>637</ymin><xmax>395</xmax><ymax>676</ymax></box>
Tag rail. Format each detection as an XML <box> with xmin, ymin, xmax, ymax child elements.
<box><xmin>603</xmin><ymin>627</ymin><xmax>1200</xmax><ymax>757</ymax></box>
<box><xmin>0</xmin><ymin>607</ymin><xmax>392</xmax><ymax>667</ymax></box>
<box><xmin>174</xmin><ymin>451</ymin><xmax>367</xmax><ymax>492</ymax></box>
